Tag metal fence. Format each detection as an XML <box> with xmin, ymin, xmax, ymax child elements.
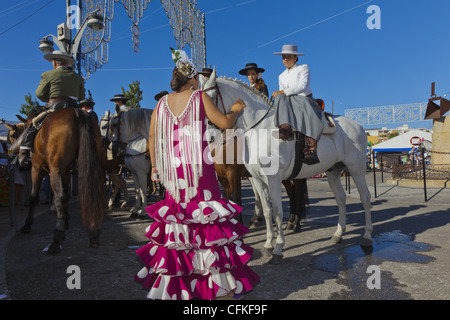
<box><xmin>371</xmin><ymin>149</ymin><xmax>450</xmax><ymax>202</ymax></box>
<box><xmin>392</xmin><ymin>163</ymin><xmax>450</xmax><ymax>180</ymax></box>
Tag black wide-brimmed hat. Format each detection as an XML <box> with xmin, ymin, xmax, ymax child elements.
<box><xmin>239</xmin><ymin>63</ymin><xmax>265</xmax><ymax>75</ymax></box>
<box><xmin>79</xmin><ymin>99</ymin><xmax>95</xmax><ymax>108</ymax></box>
<box><xmin>154</xmin><ymin>91</ymin><xmax>168</xmax><ymax>101</ymax></box>
<box><xmin>199</xmin><ymin>68</ymin><xmax>213</xmax><ymax>77</ymax></box>
<box><xmin>110</xmin><ymin>94</ymin><xmax>129</xmax><ymax>102</ymax></box>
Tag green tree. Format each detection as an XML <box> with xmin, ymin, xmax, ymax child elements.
<box><xmin>121</xmin><ymin>80</ymin><xmax>143</xmax><ymax>108</ymax></box>
<box><xmin>19</xmin><ymin>93</ymin><xmax>41</xmax><ymax>117</ymax></box>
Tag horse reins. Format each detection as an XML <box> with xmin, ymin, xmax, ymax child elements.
<box><xmin>203</xmin><ymin>84</ymin><xmax>274</xmax><ymax>147</ymax></box>
<box><xmin>203</xmin><ymin>85</ymin><xmax>227</xmax><ymax>115</ymax></box>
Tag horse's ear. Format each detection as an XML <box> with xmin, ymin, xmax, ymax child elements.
<box><xmin>115</xmin><ymin>105</ymin><xmax>120</xmax><ymax>114</ymax></box>
<box><xmin>16</xmin><ymin>114</ymin><xmax>27</xmax><ymax>123</ymax></box>
<box><xmin>210</xmin><ymin>67</ymin><xmax>217</xmax><ymax>81</ymax></box>
<box><xmin>5</xmin><ymin>123</ymin><xmax>14</xmax><ymax>130</ymax></box>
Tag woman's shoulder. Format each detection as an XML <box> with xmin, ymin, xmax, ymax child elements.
<box><xmin>297</xmin><ymin>64</ymin><xmax>309</xmax><ymax>71</ymax></box>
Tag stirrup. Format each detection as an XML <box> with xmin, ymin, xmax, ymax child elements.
<box><xmin>302</xmin><ymin>149</ymin><xmax>320</xmax><ymax>165</ymax></box>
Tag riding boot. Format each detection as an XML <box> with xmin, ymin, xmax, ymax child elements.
<box><xmin>277</xmin><ymin>124</ymin><xmax>294</xmax><ymax>141</ymax></box>
<box><xmin>303</xmin><ymin>137</ymin><xmax>320</xmax><ymax>165</ymax></box>
<box><xmin>18</xmin><ymin>125</ymin><xmax>39</xmax><ymax>167</ymax></box>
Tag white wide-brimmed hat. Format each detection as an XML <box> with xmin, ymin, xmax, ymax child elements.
<box><xmin>274</xmin><ymin>44</ymin><xmax>305</xmax><ymax>56</ymax></box>
<box><xmin>44</xmin><ymin>50</ymin><xmax>76</xmax><ymax>65</ymax></box>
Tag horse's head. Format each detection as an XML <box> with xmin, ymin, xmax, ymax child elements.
<box><xmin>202</xmin><ymin>72</ymin><xmax>273</xmax><ymax>131</ymax></box>
<box><xmin>9</xmin><ymin>113</ymin><xmax>33</xmax><ymax>154</ymax></box>
<box><xmin>6</xmin><ymin>122</ymin><xmax>25</xmax><ymax>154</ymax></box>
<box><xmin>200</xmin><ymin>67</ymin><xmax>218</xmax><ymax>102</ymax></box>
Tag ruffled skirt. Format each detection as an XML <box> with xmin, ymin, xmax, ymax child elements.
<box><xmin>135</xmin><ymin>194</ymin><xmax>260</xmax><ymax>300</ymax></box>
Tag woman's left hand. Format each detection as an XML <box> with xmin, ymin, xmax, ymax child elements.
<box><xmin>151</xmin><ymin>167</ymin><xmax>160</xmax><ymax>182</ymax></box>
<box><xmin>271</xmin><ymin>90</ymin><xmax>284</xmax><ymax>99</ymax></box>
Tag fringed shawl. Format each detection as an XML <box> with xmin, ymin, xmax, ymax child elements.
<box><xmin>155</xmin><ymin>90</ymin><xmax>203</xmax><ymax>203</ymax></box>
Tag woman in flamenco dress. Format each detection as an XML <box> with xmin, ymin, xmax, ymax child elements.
<box><xmin>135</xmin><ymin>49</ymin><xmax>260</xmax><ymax>300</ymax></box>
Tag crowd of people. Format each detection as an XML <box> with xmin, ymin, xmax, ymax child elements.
<box><xmin>5</xmin><ymin>43</ymin><xmax>328</xmax><ymax>300</ymax></box>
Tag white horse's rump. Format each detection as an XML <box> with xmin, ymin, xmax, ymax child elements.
<box><xmin>201</xmin><ymin>70</ymin><xmax>373</xmax><ymax>264</ymax></box>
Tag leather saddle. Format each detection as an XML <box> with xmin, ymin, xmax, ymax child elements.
<box><xmin>316</xmin><ymin>99</ymin><xmax>336</xmax><ymax>135</ymax></box>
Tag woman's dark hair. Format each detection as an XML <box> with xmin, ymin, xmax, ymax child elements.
<box><xmin>254</xmin><ymin>79</ymin><xmax>266</xmax><ymax>92</ymax></box>
<box><xmin>170</xmin><ymin>67</ymin><xmax>190</xmax><ymax>92</ymax></box>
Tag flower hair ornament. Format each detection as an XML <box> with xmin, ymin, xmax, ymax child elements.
<box><xmin>171</xmin><ymin>47</ymin><xmax>198</xmax><ymax>78</ymax></box>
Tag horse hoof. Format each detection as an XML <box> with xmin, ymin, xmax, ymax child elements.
<box><xmin>293</xmin><ymin>224</ymin><xmax>302</xmax><ymax>233</ymax></box>
<box><xmin>261</xmin><ymin>247</ymin><xmax>273</xmax><ymax>257</ymax></box>
<box><xmin>47</xmin><ymin>243</ymin><xmax>61</xmax><ymax>255</ymax></box>
<box><xmin>286</xmin><ymin>222</ymin><xmax>294</xmax><ymax>231</ymax></box>
<box><xmin>20</xmin><ymin>225</ymin><xmax>31</xmax><ymax>234</ymax></box>
<box><xmin>360</xmin><ymin>237</ymin><xmax>373</xmax><ymax>248</ymax></box>
<box><xmin>331</xmin><ymin>235</ymin><xmax>342</xmax><ymax>244</ymax></box>
<box><xmin>268</xmin><ymin>254</ymin><xmax>283</xmax><ymax>265</ymax></box>
<box><xmin>136</xmin><ymin>214</ymin><xmax>148</xmax><ymax>221</ymax></box>
<box><xmin>248</xmin><ymin>223</ymin><xmax>258</xmax><ymax>229</ymax></box>
<box><xmin>89</xmin><ymin>241</ymin><xmax>100</xmax><ymax>248</ymax></box>
<box><xmin>129</xmin><ymin>212</ymin><xmax>138</xmax><ymax>219</ymax></box>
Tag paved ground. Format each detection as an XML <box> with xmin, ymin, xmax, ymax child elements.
<box><xmin>1</xmin><ymin>172</ymin><xmax>449</xmax><ymax>300</ymax></box>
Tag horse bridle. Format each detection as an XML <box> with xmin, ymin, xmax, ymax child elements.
<box><xmin>203</xmin><ymin>85</ymin><xmax>227</xmax><ymax>115</ymax></box>
<box><xmin>203</xmin><ymin>84</ymin><xmax>274</xmax><ymax>146</ymax></box>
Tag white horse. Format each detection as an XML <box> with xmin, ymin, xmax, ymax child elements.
<box><xmin>109</xmin><ymin>107</ymin><xmax>153</xmax><ymax>219</ymax></box>
<box><xmin>201</xmin><ymin>70</ymin><xmax>373</xmax><ymax>264</ymax></box>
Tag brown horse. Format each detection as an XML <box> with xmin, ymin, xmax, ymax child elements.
<box><xmin>11</xmin><ymin>107</ymin><xmax>106</xmax><ymax>255</ymax></box>
<box><xmin>210</xmin><ymin>130</ymin><xmax>308</xmax><ymax>231</ymax></box>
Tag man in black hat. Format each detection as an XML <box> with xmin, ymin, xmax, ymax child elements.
<box><xmin>80</xmin><ymin>99</ymin><xmax>98</xmax><ymax>123</ymax></box>
<box><xmin>110</xmin><ymin>94</ymin><xmax>130</xmax><ymax>113</ymax></box>
<box><xmin>198</xmin><ymin>68</ymin><xmax>213</xmax><ymax>80</ymax></box>
<box><xmin>154</xmin><ymin>91</ymin><xmax>168</xmax><ymax>101</ymax></box>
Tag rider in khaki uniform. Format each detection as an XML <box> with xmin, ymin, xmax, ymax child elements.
<box><xmin>18</xmin><ymin>50</ymin><xmax>85</xmax><ymax>166</ymax></box>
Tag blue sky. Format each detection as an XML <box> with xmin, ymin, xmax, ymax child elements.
<box><xmin>1</xmin><ymin>0</ymin><xmax>450</xmax><ymax>130</ymax></box>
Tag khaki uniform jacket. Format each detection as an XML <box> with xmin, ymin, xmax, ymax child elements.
<box><xmin>35</xmin><ymin>66</ymin><xmax>85</xmax><ymax>103</ymax></box>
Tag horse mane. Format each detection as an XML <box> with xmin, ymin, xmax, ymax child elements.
<box><xmin>214</xmin><ymin>76</ymin><xmax>273</xmax><ymax>131</ymax></box>
<box><xmin>217</xmin><ymin>76</ymin><xmax>273</xmax><ymax>107</ymax></box>
<box><xmin>122</xmin><ymin>108</ymin><xmax>152</xmax><ymax>136</ymax></box>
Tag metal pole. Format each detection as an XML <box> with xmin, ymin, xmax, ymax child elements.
<box><xmin>77</xmin><ymin>0</ymin><xmax>82</xmax><ymax>75</ymax></box>
<box><xmin>422</xmin><ymin>146</ymin><xmax>427</xmax><ymax>202</ymax></box>
<box><xmin>372</xmin><ymin>149</ymin><xmax>377</xmax><ymax>198</ymax></box>
<box><xmin>380</xmin><ymin>152</ymin><xmax>384</xmax><ymax>183</ymax></box>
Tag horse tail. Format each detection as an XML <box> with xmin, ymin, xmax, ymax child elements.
<box><xmin>77</xmin><ymin>110</ymin><xmax>105</xmax><ymax>231</ymax></box>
